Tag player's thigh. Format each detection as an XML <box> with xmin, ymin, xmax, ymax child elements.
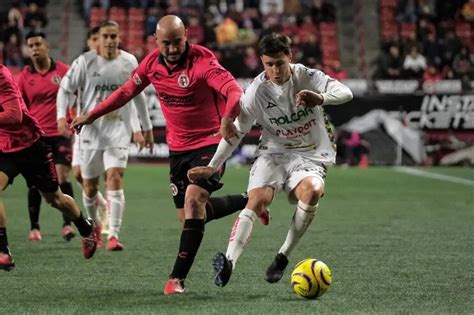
<box><xmin>286</xmin><ymin>156</ymin><xmax>326</xmax><ymax>203</ymax></box>
<box><xmin>169</xmin><ymin>154</ymin><xmax>188</xmax><ymax>209</ymax></box>
<box><xmin>80</xmin><ymin>149</ymin><xmax>105</xmax><ymax>180</ymax></box>
<box><xmin>48</xmin><ymin>136</ymin><xmax>73</xmax><ymax>167</ymax></box>
<box><xmin>18</xmin><ymin>139</ymin><xmax>59</xmax><ymax>193</ymax></box>
<box><xmin>0</xmin><ymin>153</ymin><xmax>20</xmax><ymax>191</ymax></box>
<box><xmin>188</xmin><ymin>145</ymin><xmax>224</xmax><ymax>195</ymax></box>
<box><xmin>71</xmin><ymin>139</ymin><xmax>81</xmax><ymax>168</ymax></box>
<box><xmin>247</xmin><ymin>154</ymin><xmax>286</xmax><ymax>194</ymax></box>
<box><xmin>247</xmin><ymin>186</ymin><xmax>275</xmax><ymax>212</ymax></box>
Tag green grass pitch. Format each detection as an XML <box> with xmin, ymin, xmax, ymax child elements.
<box><xmin>1</xmin><ymin>165</ymin><xmax>473</xmax><ymax>314</ymax></box>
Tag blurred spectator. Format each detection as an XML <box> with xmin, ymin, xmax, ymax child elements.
<box><xmin>325</xmin><ymin>60</ymin><xmax>348</xmax><ymax>80</ymax></box>
<box><xmin>300</xmin><ymin>33</ymin><xmax>322</xmax><ymax>65</ymax></box>
<box><xmin>24</xmin><ymin>2</ymin><xmax>48</xmax><ymax>32</ymax></box>
<box><xmin>423</xmin><ymin>63</ymin><xmax>443</xmax><ymax>82</ymax></box>
<box><xmin>452</xmin><ymin>46</ymin><xmax>473</xmax><ymax>84</ymax></box>
<box><xmin>378</xmin><ymin>45</ymin><xmax>403</xmax><ymax>79</ymax></box>
<box><xmin>241</xmin><ymin>46</ymin><xmax>261</xmax><ymax>77</ymax></box>
<box><xmin>4</xmin><ymin>33</ymin><xmax>24</xmax><ymax>67</ymax></box>
<box><xmin>215</xmin><ymin>17</ymin><xmax>239</xmax><ymax>46</ymax></box>
<box><xmin>439</xmin><ymin>30</ymin><xmax>462</xmax><ymax>66</ymax></box>
<box><xmin>187</xmin><ymin>15</ymin><xmax>204</xmax><ymax>44</ymax></box>
<box><xmin>403</xmin><ymin>45</ymin><xmax>426</xmax><ymax>78</ymax></box>
<box><xmin>337</xmin><ymin>130</ymin><xmax>370</xmax><ymax>166</ymax></box>
<box><xmin>83</xmin><ymin>0</ymin><xmax>110</xmax><ymax>19</ymax></box>
<box><xmin>310</xmin><ymin>0</ymin><xmax>336</xmax><ymax>24</ymax></box>
<box><xmin>461</xmin><ymin>0</ymin><xmax>474</xmax><ymax>21</ymax></box>
<box><xmin>145</xmin><ymin>7</ymin><xmax>162</xmax><ymax>37</ymax></box>
<box><xmin>397</xmin><ymin>0</ymin><xmax>418</xmax><ymax>23</ymax></box>
<box><xmin>260</xmin><ymin>0</ymin><xmax>284</xmax><ymax>16</ymax></box>
<box><xmin>422</xmin><ymin>32</ymin><xmax>442</xmax><ymax>67</ymax></box>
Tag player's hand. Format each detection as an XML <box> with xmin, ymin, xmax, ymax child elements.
<box><xmin>57</xmin><ymin>118</ymin><xmax>71</xmax><ymax>138</ymax></box>
<box><xmin>187</xmin><ymin>166</ymin><xmax>216</xmax><ymax>182</ymax></box>
<box><xmin>143</xmin><ymin>129</ymin><xmax>154</xmax><ymax>153</ymax></box>
<box><xmin>133</xmin><ymin>131</ymin><xmax>145</xmax><ymax>151</ymax></box>
<box><xmin>70</xmin><ymin>115</ymin><xmax>93</xmax><ymax>134</ymax></box>
<box><xmin>296</xmin><ymin>90</ymin><xmax>323</xmax><ymax>107</ymax></box>
<box><xmin>220</xmin><ymin>116</ymin><xmax>238</xmax><ymax>145</ymax></box>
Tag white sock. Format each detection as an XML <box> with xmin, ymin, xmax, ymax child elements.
<box><xmin>107</xmin><ymin>189</ymin><xmax>125</xmax><ymax>239</ymax></box>
<box><xmin>279</xmin><ymin>201</ymin><xmax>317</xmax><ymax>257</ymax></box>
<box><xmin>82</xmin><ymin>192</ymin><xmax>100</xmax><ymax>225</ymax></box>
<box><xmin>97</xmin><ymin>191</ymin><xmax>107</xmax><ymax>210</ymax></box>
<box><xmin>226</xmin><ymin>208</ymin><xmax>257</xmax><ymax>268</ymax></box>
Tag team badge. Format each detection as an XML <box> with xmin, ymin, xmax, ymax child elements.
<box><xmin>170</xmin><ymin>183</ymin><xmax>179</xmax><ymax>196</ymax></box>
<box><xmin>178</xmin><ymin>72</ymin><xmax>189</xmax><ymax>88</ymax></box>
<box><xmin>51</xmin><ymin>75</ymin><xmax>61</xmax><ymax>85</ymax></box>
<box><xmin>132</xmin><ymin>73</ymin><xmax>142</xmax><ymax>85</ymax></box>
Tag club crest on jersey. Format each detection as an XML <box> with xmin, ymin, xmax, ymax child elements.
<box><xmin>51</xmin><ymin>75</ymin><xmax>61</xmax><ymax>85</ymax></box>
<box><xmin>178</xmin><ymin>72</ymin><xmax>189</xmax><ymax>88</ymax></box>
<box><xmin>170</xmin><ymin>183</ymin><xmax>179</xmax><ymax>196</ymax></box>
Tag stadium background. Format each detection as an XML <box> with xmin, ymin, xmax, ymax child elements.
<box><xmin>1</xmin><ymin>1</ymin><xmax>473</xmax><ymax>313</ymax></box>
<box><xmin>1</xmin><ymin>0</ymin><xmax>473</xmax><ymax>166</ymax></box>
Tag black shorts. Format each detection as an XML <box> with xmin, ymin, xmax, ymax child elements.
<box><xmin>43</xmin><ymin>135</ymin><xmax>72</xmax><ymax>166</ymax></box>
<box><xmin>0</xmin><ymin>138</ymin><xmax>59</xmax><ymax>193</ymax></box>
<box><xmin>169</xmin><ymin>144</ymin><xmax>225</xmax><ymax>208</ymax></box>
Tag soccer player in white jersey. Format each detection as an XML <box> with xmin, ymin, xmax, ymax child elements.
<box><xmin>188</xmin><ymin>33</ymin><xmax>353</xmax><ymax>287</ymax></box>
<box><xmin>57</xmin><ymin>21</ymin><xmax>153</xmax><ymax>251</ymax></box>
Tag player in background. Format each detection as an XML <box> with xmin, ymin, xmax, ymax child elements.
<box><xmin>0</xmin><ymin>65</ymin><xmax>97</xmax><ymax>271</ymax></box>
<box><xmin>57</xmin><ymin>21</ymin><xmax>153</xmax><ymax>251</ymax></box>
<box><xmin>67</xmin><ymin>26</ymin><xmax>110</xmax><ymax>235</ymax></box>
<box><xmin>71</xmin><ymin>15</ymin><xmax>268</xmax><ymax>295</ymax></box>
<box><xmin>16</xmin><ymin>31</ymin><xmax>76</xmax><ymax>242</ymax></box>
<box><xmin>188</xmin><ymin>33</ymin><xmax>353</xmax><ymax>287</ymax></box>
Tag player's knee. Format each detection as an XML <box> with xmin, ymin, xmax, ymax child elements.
<box><xmin>299</xmin><ymin>180</ymin><xmax>324</xmax><ymax>205</ymax></box>
<box><xmin>246</xmin><ymin>197</ymin><xmax>270</xmax><ymax>217</ymax></box>
<box><xmin>73</xmin><ymin>167</ymin><xmax>82</xmax><ymax>183</ymax></box>
<box><xmin>43</xmin><ymin>191</ymin><xmax>63</xmax><ymax>208</ymax></box>
<box><xmin>184</xmin><ymin>191</ymin><xmax>208</xmax><ymax>211</ymax></box>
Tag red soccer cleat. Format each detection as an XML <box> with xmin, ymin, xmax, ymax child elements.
<box><xmin>0</xmin><ymin>251</ymin><xmax>15</xmax><ymax>271</ymax></box>
<box><xmin>28</xmin><ymin>229</ymin><xmax>42</xmax><ymax>241</ymax></box>
<box><xmin>81</xmin><ymin>233</ymin><xmax>97</xmax><ymax>259</ymax></box>
<box><xmin>107</xmin><ymin>236</ymin><xmax>124</xmax><ymax>251</ymax></box>
<box><xmin>258</xmin><ymin>208</ymin><xmax>271</xmax><ymax>225</ymax></box>
<box><xmin>163</xmin><ymin>278</ymin><xmax>186</xmax><ymax>295</ymax></box>
<box><xmin>94</xmin><ymin>225</ymin><xmax>102</xmax><ymax>248</ymax></box>
<box><xmin>61</xmin><ymin>225</ymin><xmax>76</xmax><ymax>242</ymax></box>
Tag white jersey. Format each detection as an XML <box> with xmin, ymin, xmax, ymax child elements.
<box><xmin>58</xmin><ymin>50</ymin><xmax>151</xmax><ymax>149</ymax></box>
<box><xmin>209</xmin><ymin>63</ymin><xmax>353</xmax><ymax>169</ymax></box>
<box><xmin>236</xmin><ymin>63</ymin><xmax>352</xmax><ymax>165</ymax></box>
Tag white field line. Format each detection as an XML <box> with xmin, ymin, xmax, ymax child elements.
<box><xmin>394</xmin><ymin>167</ymin><xmax>474</xmax><ymax>187</ymax></box>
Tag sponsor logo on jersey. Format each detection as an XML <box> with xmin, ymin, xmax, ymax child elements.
<box><xmin>132</xmin><ymin>73</ymin><xmax>142</xmax><ymax>85</ymax></box>
<box><xmin>269</xmin><ymin>107</ymin><xmax>314</xmax><ymax>126</ymax></box>
<box><xmin>51</xmin><ymin>75</ymin><xmax>61</xmax><ymax>85</ymax></box>
<box><xmin>170</xmin><ymin>183</ymin><xmax>178</xmax><ymax>196</ymax></box>
<box><xmin>159</xmin><ymin>92</ymin><xmax>193</xmax><ymax>107</ymax></box>
<box><xmin>92</xmin><ymin>71</ymin><xmax>101</xmax><ymax>77</ymax></box>
<box><xmin>94</xmin><ymin>84</ymin><xmax>122</xmax><ymax>91</ymax></box>
<box><xmin>178</xmin><ymin>72</ymin><xmax>189</xmax><ymax>88</ymax></box>
<box><xmin>275</xmin><ymin>118</ymin><xmax>318</xmax><ymax>138</ymax></box>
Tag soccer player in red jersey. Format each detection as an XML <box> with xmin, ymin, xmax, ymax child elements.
<box><xmin>0</xmin><ymin>65</ymin><xmax>97</xmax><ymax>271</ymax></box>
<box><xmin>72</xmin><ymin>15</ymin><xmax>267</xmax><ymax>294</ymax></box>
<box><xmin>16</xmin><ymin>31</ymin><xmax>76</xmax><ymax>242</ymax></box>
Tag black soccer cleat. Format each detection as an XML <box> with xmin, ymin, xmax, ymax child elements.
<box><xmin>212</xmin><ymin>252</ymin><xmax>233</xmax><ymax>287</ymax></box>
<box><xmin>265</xmin><ymin>253</ymin><xmax>289</xmax><ymax>283</ymax></box>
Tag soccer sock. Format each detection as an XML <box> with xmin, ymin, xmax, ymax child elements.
<box><xmin>59</xmin><ymin>182</ymin><xmax>74</xmax><ymax>227</ymax></box>
<box><xmin>226</xmin><ymin>208</ymin><xmax>257</xmax><ymax>267</ymax></box>
<box><xmin>107</xmin><ymin>189</ymin><xmax>124</xmax><ymax>239</ymax></box>
<box><xmin>205</xmin><ymin>193</ymin><xmax>248</xmax><ymax>223</ymax></box>
<box><xmin>97</xmin><ymin>191</ymin><xmax>107</xmax><ymax>210</ymax></box>
<box><xmin>278</xmin><ymin>201</ymin><xmax>317</xmax><ymax>257</ymax></box>
<box><xmin>82</xmin><ymin>192</ymin><xmax>100</xmax><ymax>225</ymax></box>
<box><xmin>170</xmin><ymin>219</ymin><xmax>205</xmax><ymax>279</ymax></box>
<box><xmin>0</xmin><ymin>227</ymin><xmax>9</xmax><ymax>253</ymax></box>
<box><xmin>72</xmin><ymin>212</ymin><xmax>93</xmax><ymax>237</ymax></box>
<box><xmin>28</xmin><ymin>187</ymin><xmax>42</xmax><ymax>230</ymax></box>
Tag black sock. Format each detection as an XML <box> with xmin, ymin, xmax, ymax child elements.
<box><xmin>28</xmin><ymin>187</ymin><xmax>42</xmax><ymax>230</ymax></box>
<box><xmin>59</xmin><ymin>182</ymin><xmax>74</xmax><ymax>226</ymax></box>
<box><xmin>0</xmin><ymin>227</ymin><xmax>9</xmax><ymax>253</ymax></box>
<box><xmin>170</xmin><ymin>219</ymin><xmax>205</xmax><ymax>279</ymax></box>
<box><xmin>205</xmin><ymin>193</ymin><xmax>248</xmax><ymax>223</ymax></box>
<box><xmin>72</xmin><ymin>213</ymin><xmax>93</xmax><ymax>237</ymax></box>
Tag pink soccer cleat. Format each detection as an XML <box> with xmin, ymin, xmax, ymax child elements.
<box><xmin>107</xmin><ymin>236</ymin><xmax>124</xmax><ymax>251</ymax></box>
<box><xmin>163</xmin><ymin>278</ymin><xmax>186</xmax><ymax>295</ymax></box>
<box><xmin>28</xmin><ymin>229</ymin><xmax>42</xmax><ymax>241</ymax></box>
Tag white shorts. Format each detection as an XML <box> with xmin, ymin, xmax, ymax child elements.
<box><xmin>247</xmin><ymin>153</ymin><xmax>327</xmax><ymax>204</ymax></box>
<box><xmin>71</xmin><ymin>140</ymin><xmax>81</xmax><ymax>167</ymax></box>
<box><xmin>80</xmin><ymin>148</ymin><xmax>129</xmax><ymax>179</ymax></box>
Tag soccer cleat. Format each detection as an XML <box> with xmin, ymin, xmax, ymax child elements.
<box><xmin>61</xmin><ymin>225</ymin><xmax>76</xmax><ymax>242</ymax></box>
<box><xmin>163</xmin><ymin>278</ymin><xmax>186</xmax><ymax>295</ymax></box>
<box><xmin>107</xmin><ymin>236</ymin><xmax>124</xmax><ymax>251</ymax></box>
<box><xmin>258</xmin><ymin>208</ymin><xmax>271</xmax><ymax>225</ymax></box>
<box><xmin>94</xmin><ymin>225</ymin><xmax>102</xmax><ymax>248</ymax></box>
<box><xmin>28</xmin><ymin>229</ymin><xmax>42</xmax><ymax>241</ymax></box>
<box><xmin>212</xmin><ymin>252</ymin><xmax>233</xmax><ymax>287</ymax></box>
<box><xmin>265</xmin><ymin>253</ymin><xmax>289</xmax><ymax>283</ymax></box>
<box><xmin>0</xmin><ymin>251</ymin><xmax>15</xmax><ymax>271</ymax></box>
<box><xmin>81</xmin><ymin>233</ymin><xmax>97</xmax><ymax>259</ymax></box>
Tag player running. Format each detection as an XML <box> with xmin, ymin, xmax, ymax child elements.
<box><xmin>57</xmin><ymin>20</ymin><xmax>153</xmax><ymax>251</ymax></box>
<box><xmin>0</xmin><ymin>65</ymin><xmax>97</xmax><ymax>271</ymax></box>
<box><xmin>187</xmin><ymin>33</ymin><xmax>353</xmax><ymax>287</ymax></box>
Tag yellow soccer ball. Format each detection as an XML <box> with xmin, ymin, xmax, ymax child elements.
<box><xmin>290</xmin><ymin>258</ymin><xmax>332</xmax><ymax>299</ymax></box>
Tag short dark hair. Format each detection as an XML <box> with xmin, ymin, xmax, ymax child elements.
<box><xmin>99</xmin><ymin>20</ymin><xmax>119</xmax><ymax>30</ymax></box>
<box><xmin>87</xmin><ymin>26</ymin><xmax>100</xmax><ymax>39</ymax></box>
<box><xmin>258</xmin><ymin>33</ymin><xmax>291</xmax><ymax>57</ymax></box>
<box><xmin>25</xmin><ymin>31</ymin><xmax>47</xmax><ymax>41</ymax></box>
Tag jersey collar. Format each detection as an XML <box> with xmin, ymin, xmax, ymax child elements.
<box><xmin>29</xmin><ymin>57</ymin><xmax>56</xmax><ymax>74</ymax></box>
<box><xmin>158</xmin><ymin>42</ymin><xmax>190</xmax><ymax>74</ymax></box>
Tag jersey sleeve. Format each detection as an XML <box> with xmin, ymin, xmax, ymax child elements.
<box><xmin>0</xmin><ymin>67</ymin><xmax>22</xmax><ymax>104</ymax></box>
<box><xmin>57</xmin><ymin>56</ymin><xmax>86</xmax><ymax>119</ymax></box>
<box><xmin>235</xmin><ymin>85</ymin><xmax>257</xmax><ymax>134</ymax></box>
<box><xmin>0</xmin><ymin>68</ymin><xmax>23</xmax><ymax>125</ymax></box>
<box><xmin>301</xmin><ymin>66</ymin><xmax>353</xmax><ymax>105</ymax></box>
